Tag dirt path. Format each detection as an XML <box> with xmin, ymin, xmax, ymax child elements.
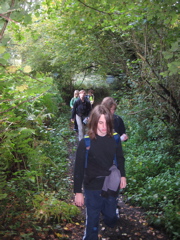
<box><xmin>69</xmin><ymin>132</ymin><xmax>170</xmax><ymax>240</ymax></box>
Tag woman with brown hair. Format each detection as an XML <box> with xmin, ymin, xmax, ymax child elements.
<box><xmin>101</xmin><ymin>97</ymin><xmax>128</xmax><ymax>142</ymax></box>
<box><xmin>74</xmin><ymin>104</ymin><xmax>126</xmax><ymax>240</ymax></box>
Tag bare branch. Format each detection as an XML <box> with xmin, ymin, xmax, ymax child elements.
<box><xmin>77</xmin><ymin>0</ymin><xmax>112</xmax><ymax>15</ymax></box>
<box><xmin>2</xmin><ymin>9</ymin><xmax>18</xmax><ymax>15</ymax></box>
<box><xmin>0</xmin><ymin>13</ymin><xmax>19</xmax><ymax>24</ymax></box>
<box><xmin>128</xmin><ymin>108</ymin><xmax>149</xmax><ymax>115</ymax></box>
<box><xmin>18</xmin><ymin>70</ymin><xmax>45</xmax><ymax>83</ymax></box>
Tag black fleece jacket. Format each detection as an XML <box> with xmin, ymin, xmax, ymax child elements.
<box><xmin>74</xmin><ymin>134</ymin><xmax>125</xmax><ymax>193</ymax></box>
<box><xmin>113</xmin><ymin>114</ymin><xmax>126</xmax><ymax>136</ymax></box>
<box><xmin>71</xmin><ymin>98</ymin><xmax>91</xmax><ymax>119</ymax></box>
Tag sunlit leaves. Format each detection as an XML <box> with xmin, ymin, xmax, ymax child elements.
<box><xmin>6</xmin><ymin>65</ymin><xmax>18</xmax><ymax>73</ymax></box>
<box><xmin>23</xmin><ymin>65</ymin><xmax>32</xmax><ymax>73</ymax></box>
<box><xmin>0</xmin><ymin>45</ymin><xmax>6</xmax><ymax>54</ymax></box>
<box><xmin>18</xmin><ymin>127</ymin><xmax>36</xmax><ymax>135</ymax></box>
<box><xmin>16</xmin><ymin>84</ymin><xmax>28</xmax><ymax>91</ymax></box>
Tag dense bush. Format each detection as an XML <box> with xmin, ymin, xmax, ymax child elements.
<box><xmin>116</xmin><ymin>98</ymin><xmax>180</xmax><ymax>239</ymax></box>
<box><xmin>0</xmin><ymin>86</ymin><xmax>79</xmax><ymax>238</ymax></box>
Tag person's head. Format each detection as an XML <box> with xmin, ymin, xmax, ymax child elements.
<box><xmin>101</xmin><ymin>97</ymin><xmax>117</xmax><ymax>115</ymax></box>
<box><xmin>87</xmin><ymin>104</ymin><xmax>113</xmax><ymax>139</ymax></box>
<box><xmin>74</xmin><ymin>90</ymin><xmax>79</xmax><ymax>98</ymax></box>
<box><xmin>88</xmin><ymin>89</ymin><xmax>93</xmax><ymax>96</ymax></box>
<box><xmin>79</xmin><ymin>90</ymin><xmax>86</xmax><ymax>100</ymax></box>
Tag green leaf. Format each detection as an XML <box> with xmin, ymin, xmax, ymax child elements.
<box><xmin>1</xmin><ymin>37</ymin><xmax>11</xmax><ymax>46</ymax></box>
<box><xmin>23</xmin><ymin>14</ymin><xmax>32</xmax><ymax>25</ymax></box>
<box><xmin>0</xmin><ymin>2</ymin><xmax>10</xmax><ymax>14</ymax></box>
<box><xmin>0</xmin><ymin>18</ymin><xmax>5</xmax><ymax>28</ymax></box>
<box><xmin>171</xmin><ymin>41</ymin><xmax>179</xmax><ymax>52</ymax></box>
<box><xmin>168</xmin><ymin>62</ymin><xmax>180</xmax><ymax>75</ymax></box>
<box><xmin>3</xmin><ymin>52</ymin><xmax>11</xmax><ymax>60</ymax></box>
<box><xmin>0</xmin><ymin>193</ymin><xmax>8</xmax><ymax>200</ymax></box>
<box><xmin>0</xmin><ymin>45</ymin><xmax>6</xmax><ymax>54</ymax></box>
<box><xmin>163</xmin><ymin>52</ymin><xmax>173</xmax><ymax>59</ymax></box>
<box><xmin>0</xmin><ymin>57</ymin><xmax>7</xmax><ymax>65</ymax></box>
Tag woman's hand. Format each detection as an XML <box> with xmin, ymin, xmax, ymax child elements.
<box><xmin>120</xmin><ymin>177</ymin><xmax>127</xmax><ymax>189</ymax></box>
<box><xmin>75</xmin><ymin>193</ymin><xmax>84</xmax><ymax>207</ymax></box>
<box><xmin>120</xmin><ymin>134</ymin><xmax>128</xmax><ymax>142</ymax></box>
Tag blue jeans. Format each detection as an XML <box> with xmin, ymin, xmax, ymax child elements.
<box><xmin>83</xmin><ymin>189</ymin><xmax>118</xmax><ymax>240</ymax></box>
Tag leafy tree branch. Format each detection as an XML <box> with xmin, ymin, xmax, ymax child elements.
<box><xmin>0</xmin><ymin>92</ymin><xmax>47</xmax><ymax>115</ymax></box>
<box><xmin>0</xmin><ymin>0</ymin><xmax>15</xmax><ymax>41</ymax></box>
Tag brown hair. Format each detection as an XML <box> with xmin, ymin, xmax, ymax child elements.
<box><xmin>79</xmin><ymin>89</ymin><xmax>86</xmax><ymax>94</ymax></box>
<box><xmin>88</xmin><ymin>89</ymin><xmax>93</xmax><ymax>94</ymax></box>
<box><xmin>87</xmin><ymin>104</ymin><xmax>113</xmax><ymax>139</ymax></box>
<box><xmin>101</xmin><ymin>97</ymin><xmax>117</xmax><ymax>111</ymax></box>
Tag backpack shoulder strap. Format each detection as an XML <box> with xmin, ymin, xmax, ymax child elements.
<box><xmin>84</xmin><ymin>135</ymin><xmax>91</xmax><ymax>168</ymax></box>
<box><xmin>113</xmin><ymin>132</ymin><xmax>120</xmax><ymax>166</ymax></box>
<box><xmin>113</xmin><ymin>132</ymin><xmax>120</xmax><ymax>144</ymax></box>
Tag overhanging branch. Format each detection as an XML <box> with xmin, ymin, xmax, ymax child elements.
<box><xmin>0</xmin><ymin>0</ymin><xmax>15</xmax><ymax>41</ymax></box>
<box><xmin>77</xmin><ymin>0</ymin><xmax>112</xmax><ymax>15</ymax></box>
<box><xmin>0</xmin><ymin>92</ymin><xmax>47</xmax><ymax>115</ymax></box>
<box><xmin>0</xmin><ymin>13</ymin><xmax>19</xmax><ymax>24</ymax></box>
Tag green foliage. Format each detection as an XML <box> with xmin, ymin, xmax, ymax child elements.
<box><xmin>0</xmin><ymin>161</ymin><xmax>8</xmax><ymax>200</ymax></box>
<box><xmin>142</xmin><ymin>172</ymin><xmax>179</xmax><ymax>237</ymax></box>
<box><xmin>118</xmin><ymin>97</ymin><xmax>180</xmax><ymax>239</ymax></box>
<box><xmin>0</xmin><ymin>0</ymin><xmax>41</xmax><ymax>66</ymax></box>
<box><xmin>1</xmin><ymin>0</ymin><xmax>180</xmax><ymax>239</ymax></box>
<box><xmin>161</xmin><ymin>39</ymin><xmax>180</xmax><ymax>76</ymax></box>
<box><xmin>139</xmin><ymin>168</ymin><xmax>180</xmax><ymax>239</ymax></box>
<box><xmin>0</xmin><ymin>109</ymin><xmax>77</xmax><ymax>238</ymax></box>
<box><xmin>11</xmin><ymin>0</ymin><xmax>179</xmax><ymax>128</ymax></box>
<box><xmin>33</xmin><ymin>192</ymin><xmax>80</xmax><ymax>223</ymax></box>
<box><xmin>0</xmin><ymin>66</ymin><xmax>75</xmax><ymax>232</ymax></box>
<box><xmin>1</xmin><ymin>1</ymin><xmax>80</xmax><ymax>238</ymax></box>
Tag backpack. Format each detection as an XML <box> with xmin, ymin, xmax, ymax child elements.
<box><xmin>84</xmin><ymin>132</ymin><xmax>120</xmax><ymax>168</ymax></box>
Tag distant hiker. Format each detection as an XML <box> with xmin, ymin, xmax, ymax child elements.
<box><xmin>74</xmin><ymin>104</ymin><xmax>126</xmax><ymax>240</ymax></box>
<box><xmin>70</xmin><ymin>90</ymin><xmax>79</xmax><ymax>109</ymax></box>
<box><xmin>70</xmin><ymin>90</ymin><xmax>79</xmax><ymax>132</ymax></box>
<box><xmin>86</xmin><ymin>89</ymin><xmax>95</xmax><ymax>107</ymax></box>
<box><xmin>71</xmin><ymin>90</ymin><xmax>92</xmax><ymax>141</ymax></box>
<box><xmin>101</xmin><ymin>97</ymin><xmax>128</xmax><ymax>142</ymax></box>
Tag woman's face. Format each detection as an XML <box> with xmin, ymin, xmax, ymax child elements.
<box><xmin>110</xmin><ymin>105</ymin><xmax>116</xmax><ymax>115</ymax></box>
<box><xmin>96</xmin><ymin>114</ymin><xmax>107</xmax><ymax>136</ymax></box>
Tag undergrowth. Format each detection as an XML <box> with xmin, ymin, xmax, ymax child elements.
<box><xmin>116</xmin><ymin>97</ymin><xmax>180</xmax><ymax>240</ymax></box>
<box><xmin>0</xmin><ymin>104</ymin><xmax>79</xmax><ymax>239</ymax></box>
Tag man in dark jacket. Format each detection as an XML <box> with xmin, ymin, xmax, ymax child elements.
<box><xmin>74</xmin><ymin>104</ymin><xmax>127</xmax><ymax>240</ymax></box>
<box><xmin>71</xmin><ymin>90</ymin><xmax>92</xmax><ymax>141</ymax></box>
